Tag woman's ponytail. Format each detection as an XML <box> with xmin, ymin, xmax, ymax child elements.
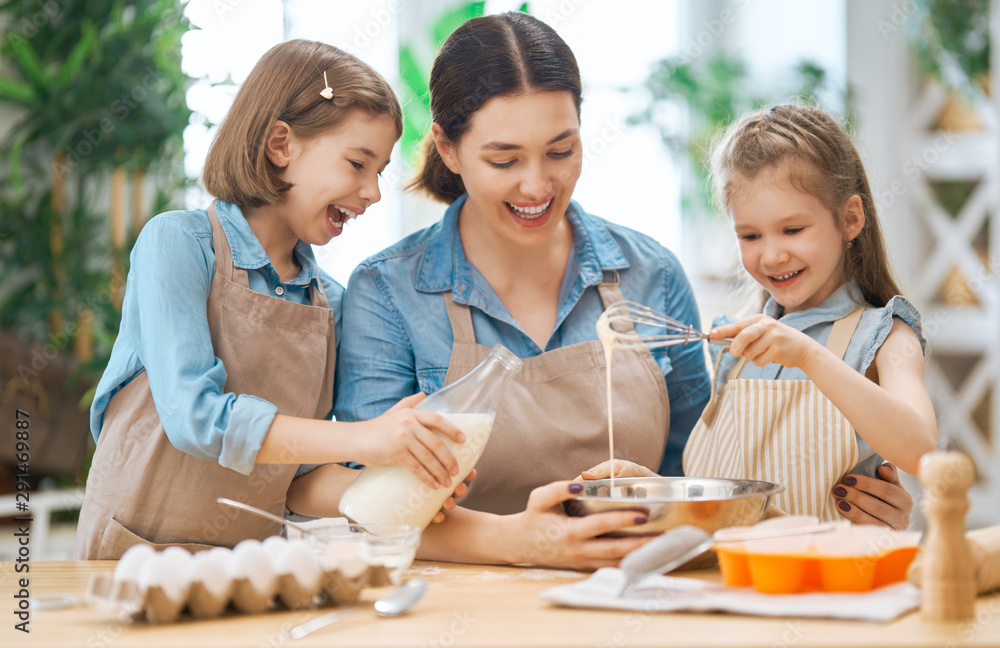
<box><xmin>408</xmin><ymin>133</ymin><xmax>466</xmax><ymax>204</ymax></box>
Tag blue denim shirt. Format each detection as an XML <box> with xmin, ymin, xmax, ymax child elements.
<box><xmin>709</xmin><ymin>280</ymin><xmax>926</xmax><ymax>476</ymax></box>
<box><xmin>90</xmin><ymin>200</ymin><xmax>344</xmax><ymax>475</ymax></box>
<box><xmin>333</xmin><ymin>195</ymin><xmax>711</xmax><ymax>475</ymax></box>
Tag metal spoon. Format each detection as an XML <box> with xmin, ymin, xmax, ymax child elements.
<box><xmin>216</xmin><ymin>497</ymin><xmax>321</xmax><ymax>539</ymax></box>
<box><xmin>618</xmin><ymin>525</ymin><xmax>714</xmax><ymax>595</ymax></box>
<box><xmin>284</xmin><ymin>579</ymin><xmax>428</xmax><ymax>639</ymax></box>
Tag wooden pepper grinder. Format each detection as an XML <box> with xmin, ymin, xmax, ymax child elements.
<box><xmin>919</xmin><ymin>448</ymin><xmax>977</xmax><ymax>622</ymax></box>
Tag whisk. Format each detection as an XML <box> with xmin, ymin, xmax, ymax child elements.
<box><xmin>596</xmin><ymin>301</ymin><xmax>733</xmax><ymax>350</ymax></box>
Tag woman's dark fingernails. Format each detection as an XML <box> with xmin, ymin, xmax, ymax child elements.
<box><xmin>634</xmin><ymin>517</ymin><xmax>648</xmax><ymax>525</ymax></box>
<box><xmin>568</xmin><ymin>483</ymin><xmax>583</xmax><ymax>494</ymax></box>
<box><xmin>842</xmin><ymin>476</ymin><xmax>857</xmax><ymax>486</ymax></box>
<box><xmin>833</xmin><ymin>486</ymin><xmax>848</xmax><ymax>497</ymax></box>
<box><xmin>838</xmin><ymin>501</ymin><xmax>851</xmax><ymax>512</ymax></box>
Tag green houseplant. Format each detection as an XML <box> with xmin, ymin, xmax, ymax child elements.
<box><xmin>630</xmin><ymin>52</ymin><xmax>853</xmax><ymax>220</ymax></box>
<box><xmin>0</xmin><ymin>0</ymin><xmax>191</xmax><ymax>481</ymax></box>
<box><xmin>909</xmin><ymin>0</ymin><xmax>991</xmax><ymax>98</ymax></box>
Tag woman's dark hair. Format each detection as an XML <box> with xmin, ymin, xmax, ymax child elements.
<box><xmin>409</xmin><ymin>12</ymin><xmax>582</xmax><ymax>203</ymax></box>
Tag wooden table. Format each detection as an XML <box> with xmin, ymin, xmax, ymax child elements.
<box><xmin>3</xmin><ymin>560</ymin><xmax>999</xmax><ymax>648</ymax></box>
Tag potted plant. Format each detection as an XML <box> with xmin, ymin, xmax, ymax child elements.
<box><xmin>0</xmin><ymin>0</ymin><xmax>191</xmax><ymax>484</ymax></box>
<box><xmin>908</xmin><ymin>0</ymin><xmax>991</xmax><ymax>130</ymax></box>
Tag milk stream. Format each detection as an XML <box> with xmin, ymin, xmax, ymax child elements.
<box><xmin>595</xmin><ymin>312</ymin><xmax>619</xmax><ymax>491</ymax></box>
<box><xmin>338</xmin><ymin>413</ymin><xmax>494</xmax><ymax>530</ymax></box>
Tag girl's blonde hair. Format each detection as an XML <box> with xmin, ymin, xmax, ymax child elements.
<box><xmin>203</xmin><ymin>39</ymin><xmax>402</xmax><ymax>208</ymax></box>
<box><xmin>710</xmin><ymin>104</ymin><xmax>901</xmax><ymax>307</ymax></box>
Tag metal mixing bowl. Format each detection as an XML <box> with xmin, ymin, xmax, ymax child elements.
<box><xmin>563</xmin><ymin>477</ymin><xmax>785</xmax><ymax>536</ymax></box>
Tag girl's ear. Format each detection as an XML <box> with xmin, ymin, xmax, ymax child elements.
<box><xmin>843</xmin><ymin>194</ymin><xmax>866</xmax><ymax>243</ymax></box>
<box><xmin>432</xmin><ymin>123</ymin><xmax>461</xmax><ymax>174</ymax></box>
<box><xmin>264</xmin><ymin>120</ymin><xmax>294</xmax><ymax>168</ymax></box>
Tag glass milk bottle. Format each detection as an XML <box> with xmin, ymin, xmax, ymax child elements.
<box><xmin>339</xmin><ymin>344</ymin><xmax>523</xmax><ymax>529</ymax></box>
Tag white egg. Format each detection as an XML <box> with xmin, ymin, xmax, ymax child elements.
<box><xmin>138</xmin><ymin>548</ymin><xmax>193</xmax><ymax>601</ymax></box>
<box><xmin>274</xmin><ymin>539</ymin><xmax>321</xmax><ymax>589</ymax></box>
<box><xmin>114</xmin><ymin>544</ymin><xmax>155</xmax><ymax>582</ymax></box>
<box><xmin>192</xmin><ymin>547</ymin><xmax>232</xmax><ymax>597</ymax></box>
<box><xmin>261</xmin><ymin>535</ymin><xmax>287</xmax><ymax>556</ymax></box>
<box><xmin>228</xmin><ymin>539</ymin><xmax>276</xmax><ymax>593</ymax></box>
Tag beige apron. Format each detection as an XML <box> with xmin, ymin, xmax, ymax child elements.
<box><xmin>683</xmin><ymin>305</ymin><xmax>865</xmax><ymax>522</ymax></box>
<box><xmin>74</xmin><ymin>202</ymin><xmax>336</xmax><ymax>559</ymax></box>
<box><xmin>443</xmin><ymin>280</ymin><xmax>670</xmax><ymax>515</ymax></box>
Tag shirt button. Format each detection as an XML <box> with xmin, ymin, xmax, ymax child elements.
<box><xmin>275</xmin><ymin>285</ymin><xmax>285</xmax><ymax>296</ymax></box>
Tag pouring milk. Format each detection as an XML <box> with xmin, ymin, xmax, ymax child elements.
<box><xmin>338</xmin><ymin>344</ymin><xmax>522</xmax><ymax>530</ymax></box>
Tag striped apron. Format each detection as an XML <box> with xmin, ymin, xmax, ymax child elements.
<box><xmin>683</xmin><ymin>305</ymin><xmax>865</xmax><ymax>521</ymax></box>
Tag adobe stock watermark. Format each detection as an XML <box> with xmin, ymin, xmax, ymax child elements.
<box><xmin>343</xmin><ymin>1</ymin><xmax>402</xmax><ymax>56</ymax></box>
<box><xmin>4</xmin><ymin>0</ymin><xmax>70</xmax><ymax>40</ymax></box>
<box><xmin>582</xmin><ymin>118</ymin><xmax>625</xmax><ymax>172</ymax></box>
<box><xmin>677</xmin><ymin>0</ymin><xmax>751</xmax><ymax>64</ymax></box>
<box><xmin>51</xmin><ymin>66</ymin><xmax>174</xmax><ymax>175</ymax></box>
<box><xmin>538</xmin><ymin>0</ymin><xmax>589</xmax><ymax>27</ymax></box>
<box><xmin>876</xmin><ymin>0</ymin><xmax>919</xmax><ymax>40</ymax></box>
<box><xmin>874</xmin><ymin>130</ymin><xmax>957</xmax><ymax>214</ymax></box>
<box><xmin>418</xmin><ymin>610</ymin><xmax>476</xmax><ymax>648</ymax></box>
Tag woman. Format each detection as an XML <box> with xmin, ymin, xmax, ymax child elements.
<box><xmin>288</xmin><ymin>13</ymin><xmax>912</xmax><ymax>568</ymax></box>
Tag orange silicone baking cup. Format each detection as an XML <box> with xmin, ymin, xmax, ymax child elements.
<box><xmin>716</xmin><ymin>545</ymin><xmax>920</xmax><ymax>594</ymax></box>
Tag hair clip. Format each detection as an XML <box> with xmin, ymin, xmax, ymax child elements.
<box><xmin>320</xmin><ymin>71</ymin><xmax>334</xmax><ymax>100</ymax></box>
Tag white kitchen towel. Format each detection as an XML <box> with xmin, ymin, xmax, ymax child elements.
<box><xmin>539</xmin><ymin>569</ymin><xmax>919</xmax><ymax>622</ymax></box>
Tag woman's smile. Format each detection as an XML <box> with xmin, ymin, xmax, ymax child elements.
<box><xmin>504</xmin><ymin>197</ymin><xmax>554</xmax><ymax>228</ymax></box>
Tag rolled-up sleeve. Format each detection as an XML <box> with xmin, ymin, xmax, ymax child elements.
<box><xmin>126</xmin><ymin>217</ymin><xmax>277</xmax><ymax>474</ymax></box>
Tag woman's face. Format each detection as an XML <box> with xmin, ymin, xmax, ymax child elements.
<box><xmin>435</xmin><ymin>91</ymin><xmax>582</xmax><ymax>249</ymax></box>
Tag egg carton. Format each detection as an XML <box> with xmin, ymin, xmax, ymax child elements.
<box><xmin>88</xmin><ymin>539</ymin><xmax>393</xmax><ymax>624</ymax></box>
<box><xmin>87</xmin><ymin>563</ymin><xmax>392</xmax><ymax>623</ymax></box>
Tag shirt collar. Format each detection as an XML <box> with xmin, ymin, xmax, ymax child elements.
<box><xmin>765</xmin><ymin>280</ymin><xmax>865</xmax><ymax>328</ymax></box>
<box><xmin>215</xmin><ymin>200</ymin><xmax>324</xmax><ymax>288</ymax></box>
<box><xmin>413</xmin><ymin>195</ymin><xmax>629</xmax><ymax>301</ymax></box>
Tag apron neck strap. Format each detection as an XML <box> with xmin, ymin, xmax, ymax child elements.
<box><xmin>208</xmin><ymin>201</ymin><xmax>250</xmax><ymax>288</ymax></box>
<box><xmin>444</xmin><ymin>271</ymin><xmax>631</xmax><ymax>345</ymax></box>
<box><xmin>597</xmin><ymin>271</ymin><xmax>636</xmax><ymax>334</ymax></box>
<box><xmin>826</xmin><ymin>303</ymin><xmax>866</xmax><ymax>360</ymax></box>
<box><xmin>727</xmin><ymin>302</ymin><xmax>867</xmax><ymax>380</ymax></box>
<box><xmin>444</xmin><ymin>293</ymin><xmax>476</xmax><ymax>344</ymax></box>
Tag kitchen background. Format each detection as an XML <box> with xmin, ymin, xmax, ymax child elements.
<box><xmin>0</xmin><ymin>0</ymin><xmax>996</xmax><ymax>560</ymax></box>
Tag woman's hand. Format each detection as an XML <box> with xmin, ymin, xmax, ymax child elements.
<box><xmin>832</xmin><ymin>463</ymin><xmax>912</xmax><ymax>530</ymax></box>
<box><xmin>578</xmin><ymin>460</ymin><xmax>657</xmax><ymax>481</ymax></box>
<box><xmin>353</xmin><ymin>392</ymin><xmax>464</xmax><ymax>489</ymax></box>
<box><xmin>506</xmin><ymin>481</ymin><xmax>652</xmax><ymax>569</ymax></box>
<box><xmin>430</xmin><ymin>469</ymin><xmax>477</xmax><ymax>524</ymax></box>
<box><xmin>710</xmin><ymin>314</ymin><xmax>822</xmax><ymax>370</ymax></box>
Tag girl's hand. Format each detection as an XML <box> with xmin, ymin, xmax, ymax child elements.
<box><xmin>355</xmin><ymin>393</ymin><xmax>464</xmax><ymax>489</ymax></box>
<box><xmin>578</xmin><ymin>460</ymin><xmax>657</xmax><ymax>481</ymax></box>
<box><xmin>832</xmin><ymin>463</ymin><xmax>913</xmax><ymax>530</ymax></box>
<box><xmin>430</xmin><ymin>469</ymin><xmax>477</xmax><ymax>524</ymax></box>
<box><xmin>710</xmin><ymin>314</ymin><xmax>821</xmax><ymax>369</ymax></box>
<box><xmin>508</xmin><ymin>481</ymin><xmax>652</xmax><ymax>569</ymax></box>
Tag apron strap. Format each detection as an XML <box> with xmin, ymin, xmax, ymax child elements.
<box><xmin>826</xmin><ymin>303</ymin><xmax>866</xmax><ymax>360</ymax></box>
<box><xmin>445</xmin><ymin>270</ymin><xmax>632</xmax><ymax>344</ymax></box>
<box><xmin>727</xmin><ymin>302</ymin><xmax>867</xmax><ymax>381</ymax></box>
<box><xmin>444</xmin><ymin>293</ymin><xmax>477</xmax><ymax>344</ymax></box>
<box><xmin>699</xmin><ymin>345</ymin><xmax>730</xmax><ymax>426</ymax></box>
<box><xmin>207</xmin><ymin>201</ymin><xmax>250</xmax><ymax>289</ymax></box>
<box><xmin>706</xmin><ymin>302</ymin><xmax>868</xmax><ymax>422</ymax></box>
<box><xmin>596</xmin><ymin>272</ymin><xmax>636</xmax><ymax>334</ymax></box>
